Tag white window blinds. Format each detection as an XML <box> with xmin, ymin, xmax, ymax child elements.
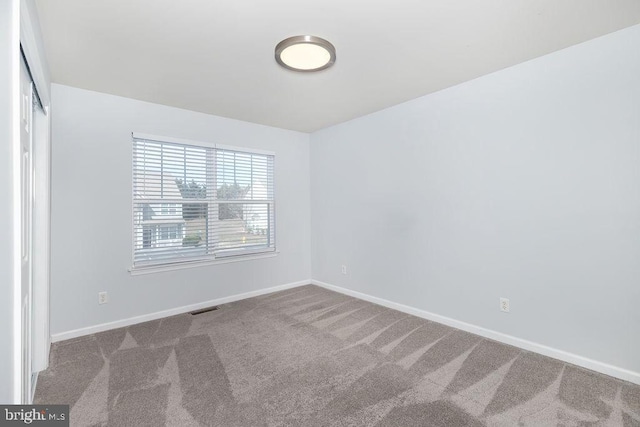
<box><xmin>132</xmin><ymin>135</ymin><xmax>275</xmax><ymax>268</ymax></box>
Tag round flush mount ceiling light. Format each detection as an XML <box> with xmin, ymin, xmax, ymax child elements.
<box><xmin>275</xmin><ymin>35</ymin><xmax>336</xmax><ymax>72</ymax></box>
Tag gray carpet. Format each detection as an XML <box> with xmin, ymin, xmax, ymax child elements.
<box><xmin>35</xmin><ymin>285</ymin><xmax>640</xmax><ymax>426</ymax></box>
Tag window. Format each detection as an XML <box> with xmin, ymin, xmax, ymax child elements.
<box><xmin>132</xmin><ymin>134</ymin><xmax>275</xmax><ymax>268</ymax></box>
<box><xmin>159</xmin><ymin>224</ymin><xmax>182</xmax><ymax>240</ymax></box>
<box><xmin>160</xmin><ymin>204</ymin><xmax>178</xmax><ymax>215</ymax></box>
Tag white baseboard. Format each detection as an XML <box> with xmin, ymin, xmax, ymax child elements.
<box><xmin>30</xmin><ymin>372</ymin><xmax>38</xmax><ymax>404</ymax></box>
<box><xmin>51</xmin><ymin>280</ymin><xmax>311</xmax><ymax>343</ymax></box>
<box><xmin>311</xmin><ymin>279</ymin><xmax>640</xmax><ymax>386</ymax></box>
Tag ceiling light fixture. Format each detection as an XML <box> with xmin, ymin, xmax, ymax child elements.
<box><xmin>275</xmin><ymin>35</ymin><xmax>336</xmax><ymax>72</ymax></box>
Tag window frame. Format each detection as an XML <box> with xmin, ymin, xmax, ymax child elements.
<box><xmin>130</xmin><ymin>132</ymin><xmax>277</xmax><ymax>273</ymax></box>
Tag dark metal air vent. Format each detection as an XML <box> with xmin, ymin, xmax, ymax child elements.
<box><xmin>190</xmin><ymin>306</ymin><xmax>220</xmax><ymax>315</ymax></box>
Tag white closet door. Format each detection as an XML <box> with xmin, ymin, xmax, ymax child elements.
<box><xmin>19</xmin><ymin>54</ymin><xmax>34</xmax><ymax>403</ymax></box>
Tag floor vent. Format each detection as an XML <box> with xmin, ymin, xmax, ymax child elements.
<box><xmin>190</xmin><ymin>306</ymin><xmax>220</xmax><ymax>315</ymax></box>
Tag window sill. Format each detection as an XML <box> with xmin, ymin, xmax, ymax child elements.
<box><xmin>129</xmin><ymin>251</ymin><xmax>279</xmax><ymax>276</ymax></box>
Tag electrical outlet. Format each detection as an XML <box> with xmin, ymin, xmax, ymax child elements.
<box><xmin>341</xmin><ymin>265</ymin><xmax>347</xmax><ymax>275</ymax></box>
<box><xmin>98</xmin><ymin>291</ymin><xmax>109</xmax><ymax>305</ymax></box>
<box><xmin>500</xmin><ymin>298</ymin><xmax>509</xmax><ymax>313</ymax></box>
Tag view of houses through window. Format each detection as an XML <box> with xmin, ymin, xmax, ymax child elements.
<box><xmin>132</xmin><ymin>136</ymin><xmax>275</xmax><ymax>267</ymax></box>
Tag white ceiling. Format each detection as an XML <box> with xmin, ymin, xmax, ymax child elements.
<box><xmin>36</xmin><ymin>0</ymin><xmax>640</xmax><ymax>133</ymax></box>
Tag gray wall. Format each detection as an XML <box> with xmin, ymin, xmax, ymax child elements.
<box><xmin>50</xmin><ymin>84</ymin><xmax>311</xmax><ymax>335</ymax></box>
<box><xmin>0</xmin><ymin>0</ymin><xmax>18</xmax><ymax>404</ymax></box>
<box><xmin>311</xmin><ymin>25</ymin><xmax>640</xmax><ymax>374</ymax></box>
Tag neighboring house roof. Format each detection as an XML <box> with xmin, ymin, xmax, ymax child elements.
<box><xmin>135</xmin><ymin>173</ymin><xmax>187</xmax><ymax>225</ymax></box>
<box><xmin>134</xmin><ymin>173</ymin><xmax>184</xmax><ymax>200</ymax></box>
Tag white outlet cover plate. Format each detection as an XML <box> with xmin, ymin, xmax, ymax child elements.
<box><xmin>500</xmin><ymin>298</ymin><xmax>510</xmax><ymax>313</ymax></box>
<box><xmin>99</xmin><ymin>292</ymin><xmax>108</xmax><ymax>304</ymax></box>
